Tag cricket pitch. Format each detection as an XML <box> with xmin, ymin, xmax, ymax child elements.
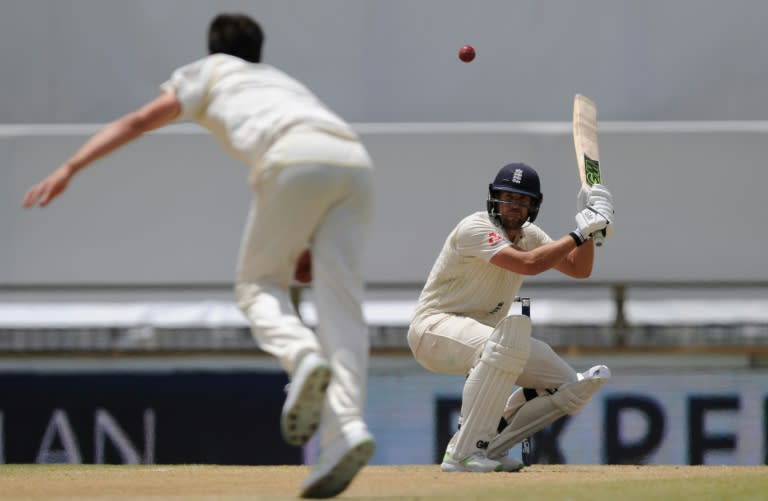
<box><xmin>0</xmin><ymin>464</ymin><xmax>766</xmax><ymax>500</ymax></box>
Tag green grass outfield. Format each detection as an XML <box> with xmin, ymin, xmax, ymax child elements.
<box><xmin>0</xmin><ymin>464</ymin><xmax>766</xmax><ymax>500</ymax></box>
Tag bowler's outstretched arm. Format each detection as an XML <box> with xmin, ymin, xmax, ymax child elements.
<box><xmin>23</xmin><ymin>90</ymin><xmax>180</xmax><ymax>208</ymax></box>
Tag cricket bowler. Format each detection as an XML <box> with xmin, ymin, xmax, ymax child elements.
<box><xmin>23</xmin><ymin>13</ymin><xmax>375</xmax><ymax>498</ymax></box>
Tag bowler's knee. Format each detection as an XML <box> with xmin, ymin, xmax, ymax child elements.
<box><xmin>234</xmin><ymin>282</ymin><xmax>258</xmax><ymax>314</ymax></box>
<box><xmin>234</xmin><ymin>281</ymin><xmax>292</xmax><ymax>318</ymax></box>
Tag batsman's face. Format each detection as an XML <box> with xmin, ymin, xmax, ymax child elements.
<box><xmin>497</xmin><ymin>192</ymin><xmax>532</xmax><ymax>229</ymax></box>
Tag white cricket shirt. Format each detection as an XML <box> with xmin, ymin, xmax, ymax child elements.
<box><xmin>160</xmin><ymin>54</ymin><xmax>363</xmax><ymax>175</ymax></box>
<box><xmin>412</xmin><ymin>211</ymin><xmax>552</xmax><ymax>330</ymax></box>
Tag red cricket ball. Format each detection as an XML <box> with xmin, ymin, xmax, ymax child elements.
<box><xmin>458</xmin><ymin>44</ymin><xmax>476</xmax><ymax>63</ymax></box>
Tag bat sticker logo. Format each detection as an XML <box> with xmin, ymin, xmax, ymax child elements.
<box><xmin>584</xmin><ymin>156</ymin><xmax>602</xmax><ymax>185</ymax></box>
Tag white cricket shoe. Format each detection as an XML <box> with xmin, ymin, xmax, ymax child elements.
<box><xmin>281</xmin><ymin>352</ymin><xmax>332</xmax><ymax>446</ymax></box>
<box><xmin>300</xmin><ymin>428</ymin><xmax>376</xmax><ymax>498</ymax></box>
<box><xmin>580</xmin><ymin>364</ymin><xmax>611</xmax><ymax>381</ymax></box>
<box><xmin>440</xmin><ymin>452</ymin><xmax>502</xmax><ymax>473</ymax></box>
<box><xmin>492</xmin><ymin>454</ymin><xmax>524</xmax><ymax>472</ymax></box>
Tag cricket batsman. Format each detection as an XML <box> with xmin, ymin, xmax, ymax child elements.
<box><xmin>407</xmin><ymin>162</ymin><xmax>614</xmax><ymax>472</ymax></box>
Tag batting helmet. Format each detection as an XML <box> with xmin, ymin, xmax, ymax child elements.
<box><xmin>487</xmin><ymin>162</ymin><xmax>543</xmax><ymax>224</ymax></box>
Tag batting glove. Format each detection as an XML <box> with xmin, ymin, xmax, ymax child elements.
<box><xmin>588</xmin><ymin>184</ymin><xmax>614</xmax><ymax>240</ymax></box>
<box><xmin>590</xmin><ymin>198</ymin><xmax>614</xmax><ymax>220</ymax></box>
<box><xmin>588</xmin><ymin>184</ymin><xmax>613</xmax><ymax>207</ymax></box>
<box><xmin>577</xmin><ymin>185</ymin><xmax>591</xmax><ymax>212</ymax></box>
<box><xmin>572</xmin><ymin>207</ymin><xmax>611</xmax><ymax>245</ymax></box>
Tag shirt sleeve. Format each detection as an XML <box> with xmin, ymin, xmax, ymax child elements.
<box><xmin>159</xmin><ymin>56</ymin><xmax>216</xmax><ymax>121</ymax></box>
<box><xmin>454</xmin><ymin>215</ymin><xmax>509</xmax><ymax>262</ymax></box>
<box><xmin>519</xmin><ymin>224</ymin><xmax>554</xmax><ymax>250</ymax></box>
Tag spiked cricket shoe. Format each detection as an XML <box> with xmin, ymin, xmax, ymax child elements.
<box><xmin>281</xmin><ymin>352</ymin><xmax>332</xmax><ymax>446</ymax></box>
<box><xmin>493</xmin><ymin>455</ymin><xmax>524</xmax><ymax>472</ymax></box>
<box><xmin>300</xmin><ymin>428</ymin><xmax>376</xmax><ymax>498</ymax></box>
<box><xmin>440</xmin><ymin>452</ymin><xmax>502</xmax><ymax>473</ymax></box>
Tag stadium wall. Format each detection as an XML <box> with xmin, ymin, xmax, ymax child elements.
<box><xmin>3</xmin><ymin>122</ymin><xmax>768</xmax><ymax>287</ymax></box>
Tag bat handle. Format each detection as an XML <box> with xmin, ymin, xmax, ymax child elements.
<box><xmin>594</xmin><ymin>229</ymin><xmax>606</xmax><ymax>247</ymax></box>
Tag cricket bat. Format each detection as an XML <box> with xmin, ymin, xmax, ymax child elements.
<box><xmin>572</xmin><ymin>93</ymin><xmax>605</xmax><ymax>246</ymax></box>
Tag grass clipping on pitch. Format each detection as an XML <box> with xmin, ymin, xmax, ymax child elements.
<box><xmin>0</xmin><ymin>464</ymin><xmax>766</xmax><ymax>500</ymax></box>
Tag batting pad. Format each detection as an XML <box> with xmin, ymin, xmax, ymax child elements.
<box><xmin>451</xmin><ymin>315</ymin><xmax>531</xmax><ymax>461</ymax></box>
<box><xmin>487</xmin><ymin>364</ymin><xmax>611</xmax><ymax>458</ymax></box>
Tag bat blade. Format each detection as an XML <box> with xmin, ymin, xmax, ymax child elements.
<box><xmin>572</xmin><ymin>93</ymin><xmax>605</xmax><ymax>246</ymax></box>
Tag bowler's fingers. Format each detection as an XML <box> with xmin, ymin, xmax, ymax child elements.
<box><xmin>38</xmin><ymin>183</ymin><xmax>60</xmax><ymax>207</ymax></box>
<box><xmin>22</xmin><ymin>184</ymin><xmax>44</xmax><ymax>208</ymax></box>
<box><xmin>23</xmin><ymin>180</ymin><xmax>57</xmax><ymax>208</ymax></box>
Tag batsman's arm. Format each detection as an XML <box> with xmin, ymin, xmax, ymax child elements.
<box><xmin>553</xmin><ymin>238</ymin><xmax>595</xmax><ymax>278</ymax></box>
<box><xmin>23</xmin><ymin>90</ymin><xmax>181</xmax><ymax>208</ymax></box>
<box><xmin>490</xmin><ymin>234</ymin><xmax>592</xmax><ymax>278</ymax></box>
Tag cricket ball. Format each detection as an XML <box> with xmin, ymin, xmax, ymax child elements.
<box><xmin>458</xmin><ymin>44</ymin><xmax>476</xmax><ymax>63</ymax></box>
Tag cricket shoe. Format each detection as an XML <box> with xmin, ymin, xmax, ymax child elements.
<box><xmin>440</xmin><ymin>452</ymin><xmax>502</xmax><ymax>473</ymax></box>
<box><xmin>491</xmin><ymin>455</ymin><xmax>524</xmax><ymax>472</ymax></box>
<box><xmin>300</xmin><ymin>428</ymin><xmax>376</xmax><ymax>498</ymax></box>
<box><xmin>281</xmin><ymin>352</ymin><xmax>332</xmax><ymax>446</ymax></box>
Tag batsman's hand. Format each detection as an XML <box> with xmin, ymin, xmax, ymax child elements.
<box><xmin>578</xmin><ymin>183</ymin><xmax>613</xmax><ymax>215</ymax></box>
<box><xmin>589</xmin><ymin>184</ymin><xmax>613</xmax><ymax>207</ymax></box>
<box><xmin>577</xmin><ymin>185</ymin><xmax>591</xmax><ymax>212</ymax></box>
<box><xmin>574</xmin><ymin>206</ymin><xmax>611</xmax><ymax>244</ymax></box>
<box><xmin>22</xmin><ymin>165</ymin><xmax>73</xmax><ymax>208</ymax></box>
<box><xmin>293</xmin><ymin>249</ymin><xmax>312</xmax><ymax>284</ymax></box>
<box><xmin>588</xmin><ymin>184</ymin><xmax>615</xmax><ymax>239</ymax></box>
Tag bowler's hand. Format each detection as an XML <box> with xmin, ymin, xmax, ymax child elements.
<box><xmin>23</xmin><ymin>166</ymin><xmax>72</xmax><ymax>208</ymax></box>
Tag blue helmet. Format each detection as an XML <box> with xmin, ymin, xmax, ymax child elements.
<box><xmin>487</xmin><ymin>163</ymin><xmax>543</xmax><ymax>224</ymax></box>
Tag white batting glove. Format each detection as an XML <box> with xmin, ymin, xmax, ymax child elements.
<box><xmin>590</xmin><ymin>198</ymin><xmax>614</xmax><ymax>220</ymax></box>
<box><xmin>571</xmin><ymin>207</ymin><xmax>611</xmax><ymax>245</ymax></box>
<box><xmin>588</xmin><ymin>184</ymin><xmax>613</xmax><ymax>207</ymax></box>
<box><xmin>591</xmin><ymin>201</ymin><xmax>615</xmax><ymax>240</ymax></box>
<box><xmin>588</xmin><ymin>185</ymin><xmax>614</xmax><ymax>240</ymax></box>
<box><xmin>577</xmin><ymin>185</ymin><xmax>591</xmax><ymax>212</ymax></box>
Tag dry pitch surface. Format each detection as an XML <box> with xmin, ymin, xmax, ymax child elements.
<box><xmin>1</xmin><ymin>464</ymin><xmax>766</xmax><ymax>500</ymax></box>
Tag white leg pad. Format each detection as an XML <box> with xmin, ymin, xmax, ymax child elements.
<box><xmin>486</xmin><ymin>364</ymin><xmax>610</xmax><ymax>458</ymax></box>
<box><xmin>451</xmin><ymin>315</ymin><xmax>531</xmax><ymax>461</ymax></box>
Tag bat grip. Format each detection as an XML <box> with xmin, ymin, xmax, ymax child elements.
<box><xmin>594</xmin><ymin>229</ymin><xmax>606</xmax><ymax>247</ymax></box>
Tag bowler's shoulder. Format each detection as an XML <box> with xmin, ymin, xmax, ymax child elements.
<box><xmin>173</xmin><ymin>53</ymin><xmax>251</xmax><ymax>73</ymax></box>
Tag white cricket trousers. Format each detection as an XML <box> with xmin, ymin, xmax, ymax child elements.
<box><xmin>234</xmin><ymin>161</ymin><xmax>374</xmax><ymax>448</ymax></box>
<box><xmin>409</xmin><ymin>314</ymin><xmax>578</xmax><ymax>389</ymax></box>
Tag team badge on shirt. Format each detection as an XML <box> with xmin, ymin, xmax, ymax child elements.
<box><xmin>488</xmin><ymin>231</ymin><xmax>503</xmax><ymax>245</ymax></box>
